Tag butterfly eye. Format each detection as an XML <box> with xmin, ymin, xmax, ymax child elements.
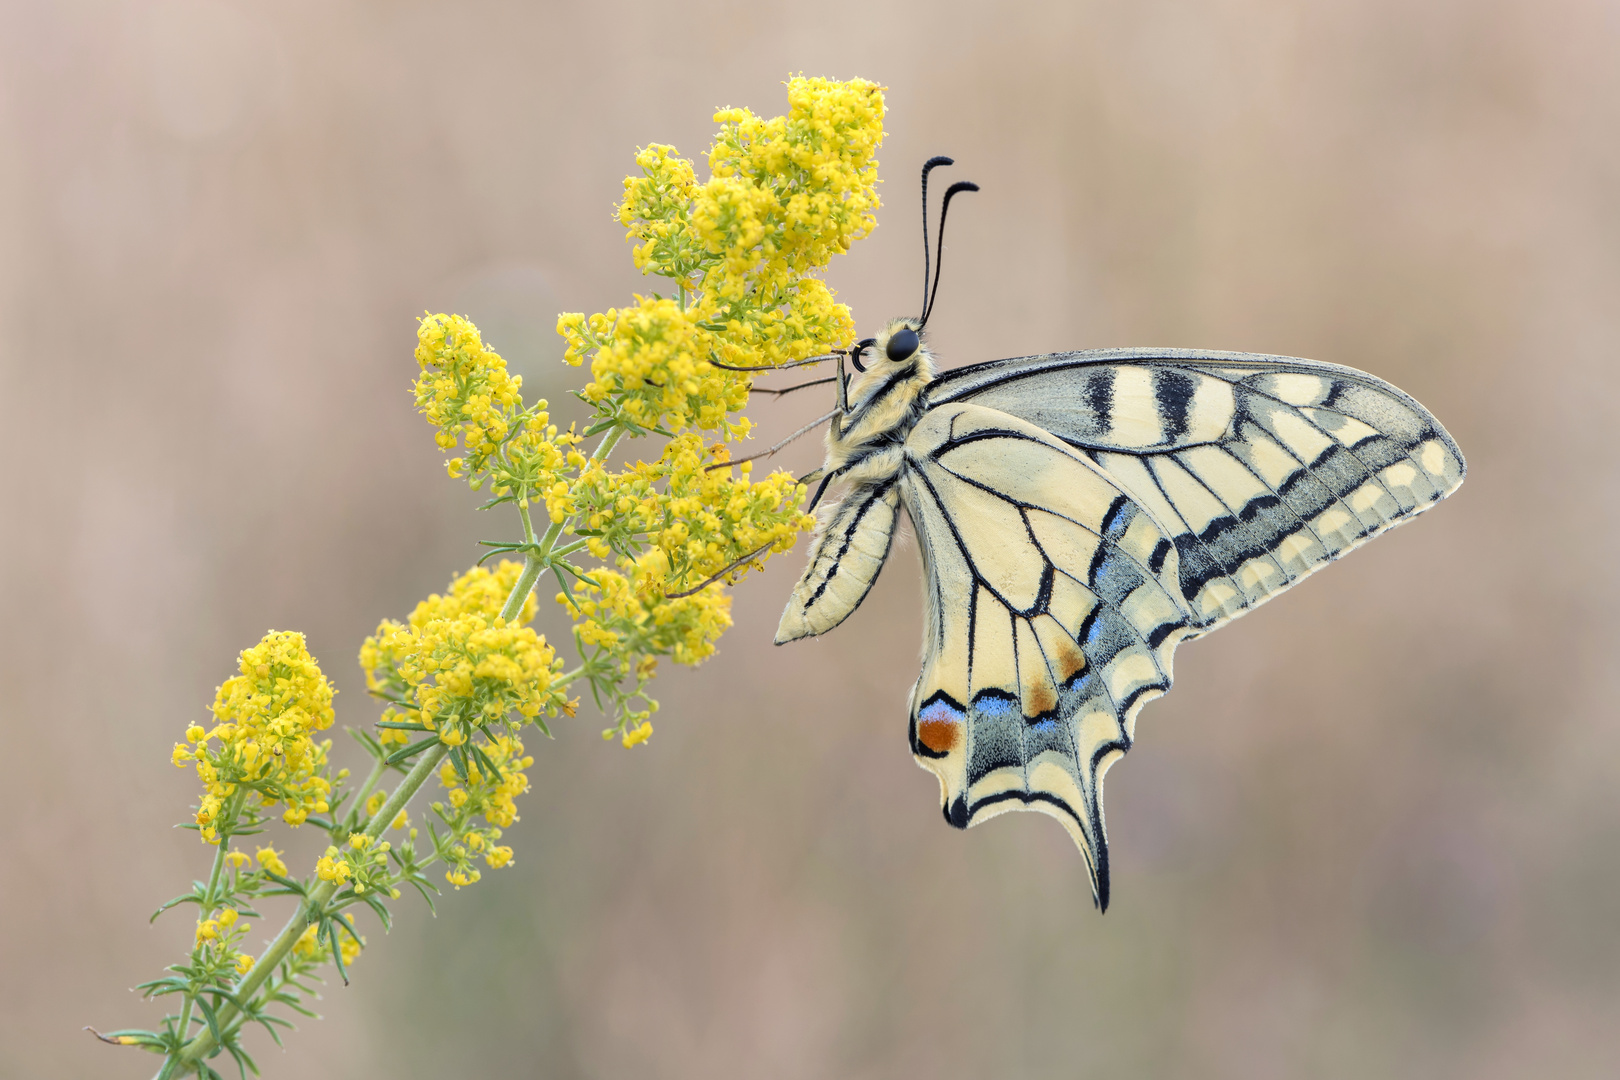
<box><xmin>886</xmin><ymin>328</ymin><xmax>919</xmax><ymax>362</ymax></box>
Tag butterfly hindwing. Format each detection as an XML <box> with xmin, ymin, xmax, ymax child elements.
<box><xmin>901</xmin><ymin>403</ymin><xmax>1197</xmax><ymax>908</ymax></box>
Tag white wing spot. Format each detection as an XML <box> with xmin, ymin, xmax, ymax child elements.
<box><xmin>1382</xmin><ymin>461</ymin><xmax>1417</xmax><ymax>489</ymax></box>
<box><xmin>1420</xmin><ymin>440</ymin><xmax>1447</xmax><ymax>475</ymax></box>
<box><xmin>1350</xmin><ymin>483</ymin><xmax>1385</xmax><ymax>514</ymax></box>
<box><xmin>1239</xmin><ymin>557</ymin><xmax>1283</xmax><ymax>590</ymax></box>
<box><xmin>1197</xmin><ymin>580</ymin><xmax>1239</xmax><ymax>618</ymax></box>
<box><xmin>1276</xmin><ymin>529</ymin><xmax>1319</xmax><ymax>569</ymax></box>
<box><xmin>1266</xmin><ymin>373</ymin><xmax>1333</xmax><ymax>407</ymax></box>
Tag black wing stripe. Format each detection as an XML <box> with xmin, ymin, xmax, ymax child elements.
<box><xmin>1137</xmin><ymin>454</ymin><xmax>1247</xmax><ymax>621</ymax></box>
<box><xmin>1166</xmin><ymin>449</ymin><xmax>1294</xmax><ymax>594</ymax></box>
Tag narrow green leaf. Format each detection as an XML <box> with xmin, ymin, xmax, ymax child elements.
<box><xmin>467</xmin><ymin>742</ymin><xmax>502</xmax><ymax>782</ymax></box>
<box><xmin>194</xmin><ymin>994</ymin><xmax>223</xmax><ymax>1046</ymax></box>
<box><xmin>386</xmin><ymin>735</ymin><xmax>441</xmax><ymax>766</ymax></box>
<box><xmin>361</xmin><ymin>893</ymin><xmax>392</xmax><ymax>929</ymax></box>
<box><xmin>328</xmin><ymin>927</ymin><xmax>350</xmax><ymax>986</ymax></box>
<box><xmin>407</xmin><ymin>878</ymin><xmax>439</xmax><ymax>914</ymax></box>
<box><xmin>149</xmin><ymin>892</ymin><xmax>203</xmax><ymax>922</ymax></box>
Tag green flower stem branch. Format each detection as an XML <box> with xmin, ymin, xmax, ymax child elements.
<box><xmin>167</xmin><ymin>743</ymin><xmax>453</xmax><ymax>1077</ymax></box>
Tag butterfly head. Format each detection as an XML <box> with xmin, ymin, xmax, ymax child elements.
<box><xmin>849</xmin><ymin>317</ymin><xmax>929</xmax><ymax>369</ymax></box>
<box><xmin>842</xmin><ymin>318</ymin><xmax>935</xmax><ymax>402</ymax></box>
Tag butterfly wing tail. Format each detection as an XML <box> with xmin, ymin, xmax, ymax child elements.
<box><xmin>908</xmin><ymin>681</ymin><xmax>1115</xmax><ymax>908</ymax></box>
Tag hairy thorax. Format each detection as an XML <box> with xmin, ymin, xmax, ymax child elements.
<box><xmin>822</xmin><ymin>335</ymin><xmax>937</xmax><ymax>486</ymax></box>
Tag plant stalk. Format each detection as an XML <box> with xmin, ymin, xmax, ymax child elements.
<box><xmin>165</xmin><ymin>743</ymin><xmax>451</xmax><ymax>1077</ymax></box>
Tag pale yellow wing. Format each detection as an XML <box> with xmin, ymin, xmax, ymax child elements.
<box><xmin>900</xmin><ymin>403</ymin><xmax>1196</xmax><ymax>909</ymax></box>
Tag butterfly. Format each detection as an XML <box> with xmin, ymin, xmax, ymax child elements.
<box><xmin>752</xmin><ymin>158</ymin><xmax>1465</xmax><ymax>909</ymax></box>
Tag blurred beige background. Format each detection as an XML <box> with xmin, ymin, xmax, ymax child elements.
<box><xmin>4</xmin><ymin>0</ymin><xmax>1618</xmax><ymax>1077</ymax></box>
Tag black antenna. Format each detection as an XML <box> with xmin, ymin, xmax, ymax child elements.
<box><xmin>919</xmin><ymin>156</ymin><xmax>955</xmax><ymax>320</ymax></box>
<box><xmin>921</xmin><ymin>179</ymin><xmax>979</xmax><ymax>327</ymax></box>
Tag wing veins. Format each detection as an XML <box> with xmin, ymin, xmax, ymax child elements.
<box><xmin>1232</xmin><ymin>380</ymin><xmax>1422</xmax><ymax>514</ymax></box>
<box><xmin>1212</xmin><ymin>430</ymin><xmax>1329</xmax><ymax>552</ymax></box>
<box><xmin>1051</xmin><ymin>566</ymin><xmax>1172</xmax><ymax>687</ymax></box>
<box><xmin>1169</xmin><ymin>450</ymin><xmax>1293</xmax><ymax>585</ymax></box>
<box><xmin>1238</xmin><ymin>407</ymin><xmax>1384</xmax><ymax>548</ymax></box>
<box><xmin>1137</xmin><ymin>454</ymin><xmax>1249</xmax><ymax>616</ymax></box>
<box><xmin>928</xmin><ymin>457</ymin><xmax>1181</xmax><ymax>621</ymax></box>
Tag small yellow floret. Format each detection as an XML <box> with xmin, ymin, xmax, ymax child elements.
<box><xmin>255</xmin><ymin>846</ymin><xmax>288</xmax><ymax>877</ymax></box>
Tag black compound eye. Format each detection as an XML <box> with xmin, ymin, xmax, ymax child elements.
<box><xmin>886</xmin><ymin>327</ymin><xmax>919</xmax><ymax>361</ymax></box>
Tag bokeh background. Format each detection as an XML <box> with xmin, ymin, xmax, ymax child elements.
<box><xmin>4</xmin><ymin>0</ymin><xmax>1618</xmax><ymax>1076</ymax></box>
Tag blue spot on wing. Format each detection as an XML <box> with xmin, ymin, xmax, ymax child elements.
<box><xmin>967</xmin><ymin>690</ymin><xmax>1023</xmax><ymax>786</ymax></box>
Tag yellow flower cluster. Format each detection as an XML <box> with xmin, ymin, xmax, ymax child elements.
<box><xmin>558</xmin><ymin>75</ymin><xmax>883</xmax><ymax>433</ymax></box>
<box><xmin>193</xmin><ymin>907</ymin><xmax>254</xmax><ymax>977</ymax></box>
<box><xmin>562</xmin><ymin>565</ymin><xmax>735</xmax><ymax>665</ymax></box>
<box><xmin>292</xmin><ymin>922</ymin><xmax>362</xmax><ymax>969</ymax></box>
<box><xmin>435</xmin><ymin>733</ymin><xmax>531</xmax><ymax>887</ymax></box>
<box><xmin>414</xmin><ymin>313</ymin><xmax>583</xmax><ymax>497</ymax></box>
<box><xmin>312</xmin><ymin>832</ymin><xmax>393</xmax><ymax>896</ymax></box>
<box><xmin>255</xmin><ymin>845</ymin><xmax>288</xmax><ymax>877</ymax></box>
<box><xmin>555</xmin><ymin>433</ymin><xmax>812</xmax><ymax>591</ymax></box>
<box><xmin>174</xmin><ymin>631</ymin><xmax>338</xmax><ymax>841</ymax></box>
<box><xmin>404</xmin><ymin>78</ymin><xmax>883</xmax><ymax>746</ymax></box>
<box><xmin>360</xmin><ymin>561</ymin><xmax>563</xmax><ymax>746</ymax></box>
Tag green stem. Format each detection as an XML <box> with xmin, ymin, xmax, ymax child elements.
<box><xmin>548</xmin><ymin>538</ymin><xmax>592</xmax><ymax>560</ymax></box>
<box><xmin>199</xmin><ymin>834</ymin><xmax>231</xmax><ymax>911</ymax></box>
<box><xmin>500</xmin><ymin>556</ymin><xmax>547</xmax><ymax>626</ymax></box>
<box><xmin>166</xmin><ymin>416</ymin><xmax>628</xmax><ymax>1077</ymax></box>
<box><xmin>172</xmin><ymin>803</ymin><xmax>245</xmax><ymax>1053</ymax></box>
<box><xmin>516</xmin><ymin>499</ymin><xmax>538</xmax><ymax>545</ymax></box>
<box><xmin>505</xmin><ymin>427</ymin><xmax>626</xmax><ymax>626</ymax></box>
<box><xmin>346</xmin><ymin>756</ymin><xmax>390</xmax><ymax>829</ymax></box>
<box><xmin>166</xmin><ymin>743</ymin><xmax>451</xmax><ymax>1077</ymax></box>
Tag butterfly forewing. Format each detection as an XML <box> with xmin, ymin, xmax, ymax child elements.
<box><xmin>928</xmin><ymin>349</ymin><xmax>1464</xmax><ymax>632</ymax></box>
